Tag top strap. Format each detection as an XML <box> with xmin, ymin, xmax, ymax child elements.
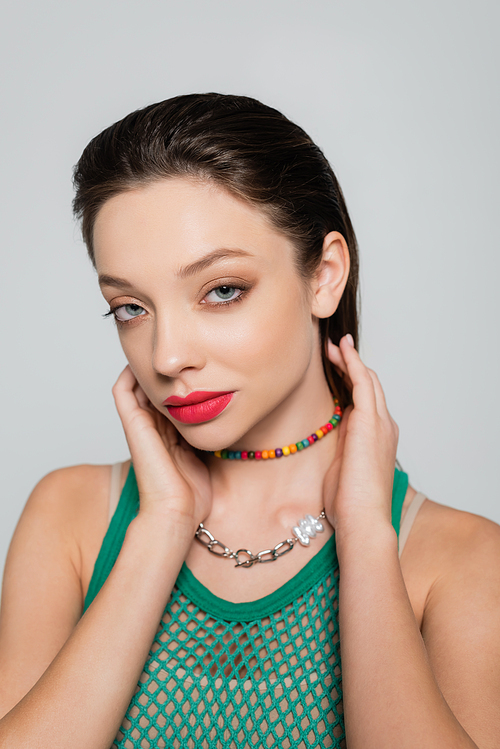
<box><xmin>108</xmin><ymin>462</ymin><xmax>124</xmax><ymax>523</ymax></box>
<box><xmin>83</xmin><ymin>462</ymin><xmax>139</xmax><ymax>613</ymax></box>
<box><xmin>398</xmin><ymin>492</ymin><xmax>427</xmax><ymax>558</ymax></box>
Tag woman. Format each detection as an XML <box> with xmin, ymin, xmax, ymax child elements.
<box><xmin>0</xmin><ymin>93</ymin><xmax>498</xmax><ymax>748</ymax></box>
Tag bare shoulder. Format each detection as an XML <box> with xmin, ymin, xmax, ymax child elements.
<box><xmin>404</xmin><ymin>495</ymin><xmax>500</xmax><ymax>567</ymax></box>
<box><xmin>28</xmin><ymin>462</ymin><xmax>112</xmax><ymax>513</ymax></box>
<box><xmin>401</xmin><ymin>489</ymin><xmax>500</xmax><ymax>626</ymax></box>
<box><xmin>424</xmin><ymin>498</ymin><xmax>500</xmax><ymax>584</ymax></box>
<box><xmin>13</xmin><ymin>461</ymin><xmax>130</xmax><ymax>599</ymax></box>
<box><xmin>26</xmin><ymin>464</ymin><xmax>110</xmax><ymax>547</ymax></box>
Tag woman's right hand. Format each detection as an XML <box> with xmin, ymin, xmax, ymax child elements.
<box><xmin>112</xmin><ymin>365</ymin><xmax>212</xmax><ymax>532</ymax></box>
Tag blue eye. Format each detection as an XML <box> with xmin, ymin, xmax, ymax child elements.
<box><xmin>116</xmin><ymin>303</ymin><xmax>145</xmax><ymax>320</ymax></box>
<box><xmin>205</xmin><ymin>286</ymin><xmax>243</xmax><ymax>303</ymax></box>
<box><xmin>103</xmin><ymin>304</ymin><xmax>146</xmax><ymax>322</ymax></box>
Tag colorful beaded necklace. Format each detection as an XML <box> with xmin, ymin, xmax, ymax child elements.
<box><xmin>210</xmin><ymin>398</ymin><xmax>343</xmax><ymax>460</ymax></box>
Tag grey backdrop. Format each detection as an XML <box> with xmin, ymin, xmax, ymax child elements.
<box><xmin>1</xmin><ymin>0</ymin><xmax>499</xmax><ymax>579</ymax></box>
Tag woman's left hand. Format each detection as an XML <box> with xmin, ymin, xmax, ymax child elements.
<box><xmin>322</xmin><ymin>334</ymin><xmax>400</xmax><ymax>533</ymax></box>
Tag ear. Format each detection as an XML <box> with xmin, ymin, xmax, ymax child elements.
<box><xmin>310</xmin><ymin>231</ymin><xmax>350</xmax><ymax>319</ymax></box>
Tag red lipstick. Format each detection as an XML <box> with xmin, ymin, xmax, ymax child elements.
<box><xmin>162</xmin><ymin>391</ymin><xmax>234</xmax><ymax>424</ymax></box>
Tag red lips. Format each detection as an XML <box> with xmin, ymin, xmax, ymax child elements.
<box><xmin>162</xmin><ymin>391</ymin><xmax>233</xmax><ymax>406</ymax></box>
<box><xmin>163</xmin><ymin>390</ymin><xmax>234</xmax><ymax>424</ymax></box>
<box><xmin>162</xmin><ymin>391</ymin><xmax>235</xmax><ymax>424</ymax></box>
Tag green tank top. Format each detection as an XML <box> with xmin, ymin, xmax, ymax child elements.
<box><xmin>84</xmin><ymin>464</ymin><xmax>408</xmax><ymax>749</ymax></box>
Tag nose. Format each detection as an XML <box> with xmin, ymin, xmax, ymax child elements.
<box><xmin>151</xmin><ymin>312</ymin><xmax>206</xmax><ymax>377</ymax></box>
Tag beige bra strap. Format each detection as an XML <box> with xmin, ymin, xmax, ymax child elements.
<box><xmin>398</xmin><ymin>491</ymin><xmax>427</xmax><ymax>558</ymax></box>
<box><xmin>108</xmin><ymin>461</ymin><xmax>124</xmax><ymax>523</ymax></box>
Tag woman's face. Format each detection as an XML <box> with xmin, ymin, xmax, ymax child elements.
<box><xmin>93</xmin><ymin>177</ymin><xmax>331</xmax><ymax>451</ymax></box>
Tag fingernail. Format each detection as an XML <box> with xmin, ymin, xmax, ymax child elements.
<box><xmin>345</xmin><ymin>333</ymin><xmax>354</xmax><ymax>347</ymax></box>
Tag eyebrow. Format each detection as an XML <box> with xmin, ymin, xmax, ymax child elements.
<box><xmin>98</xmin><ymin>248</ymin><xmax>254</xmax><ymax>288</ymax></box>
<box><xmin>176</xmin><ymin>248</ymin><xmax>254</xmax><ymax>279</ymax></box>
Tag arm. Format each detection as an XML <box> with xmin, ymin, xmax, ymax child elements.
<box><xmin>0</xmin><ymin>474</ymin><xmax>194</xmax><ymax>749</ymax></box>
<box><xmin>324</xmin><ymin>336</ymin><xmax>500</xmax><ymax>748</ymax></box>
<box><xmin>336</xmin><ymin>510</ymin><xmax>500</xmax><ymax>748</ymax></box>
<box><xmin>0</xmin><ymin>366</ymin><xmax>211</xmax><ymax>749</ymax></box>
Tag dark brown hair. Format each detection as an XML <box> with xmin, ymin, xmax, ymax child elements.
<box><xmin>72</xmin><ymin>93</ymin><xmax>360</xmax><ymax>410</ymax></box>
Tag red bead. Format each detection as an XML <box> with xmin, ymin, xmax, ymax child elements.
<box><xmin>321</xmin><ymin>425</ymin><xmax>329</xmax><ymax>435</ymax></box>
<box><xmin>335</xmin><ymin>406</ymin><xmax>342</xmax><ymax>414</ymax></box>
<box><xmin>326</xmin><ymin>423</ymin><xmax>333</xmax><ymax>431</ymax></box>
<box><xmin>241</xmin><ymin>451</ymin><xmax>248</xmax><ymax>459</ymax></box>
<box><xmin>255</xmin><ymin>451</ymin><xmax>262</xmax><ymax>459</ymax></box>
<box><xmin>308</xmin><ymin>436</ymin><xmax>315</xmax><ymax>445</ymax></box>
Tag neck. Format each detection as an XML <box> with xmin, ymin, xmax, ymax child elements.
<box><xmin>203</xmin><ymin>371</ymin><xmax>339</xmax><ymax>526</ymax></box>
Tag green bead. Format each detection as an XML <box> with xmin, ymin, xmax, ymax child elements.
<box><xmin>221</xmin><ymin>449</ymin><xmax>228</xmax><ymax>459</ymax></box>
<box><xmin>297</xmin><ymin>442</ymin><xmax>304</xmax><ymax>450</ymax></box>
<box><xmin>248</xmin><ymin>451</ymin><xmax>255</xmax><ymax>459</ymax></box>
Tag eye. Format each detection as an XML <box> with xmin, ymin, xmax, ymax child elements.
<box><xmin>103</xmin><ymin>283</ymin><xmax>249</xmax><ymax>326</ymax></box>
<box><xmin>113</xmin><ymin>303</ymin><xmax>146</xmax><ymax>321</ymax></box>
<box><xmin>204</xmin><ymin>285</ymin><xmax>244</xmax><ymax>304</ymax></box>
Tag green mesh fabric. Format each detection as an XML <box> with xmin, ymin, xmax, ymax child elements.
<box><xmin>83</xmin><ymin>465</ymin><xmax>408</xmax><ymax>749</ymax></box>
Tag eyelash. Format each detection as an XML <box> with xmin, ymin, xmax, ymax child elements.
<box><xmin>103</xmin><ymin>284</ymin><xmax>249</xmax><ymax>326</ymax></box>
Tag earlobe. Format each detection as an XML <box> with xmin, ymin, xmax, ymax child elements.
<box><xmin>311</xmin><ymin>231</ymin><xmax>350</xmax><ymax>319</ymax></box>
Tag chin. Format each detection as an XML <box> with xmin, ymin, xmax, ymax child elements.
<box><xmin>181</xmin><ymin>434</ymin><xmax>234</xmax><ymax>454</ymax></box>
<box><xmin>176</xmin><ymin>421</ymin><xmax>248</xmax><ymax>454</ymax></box>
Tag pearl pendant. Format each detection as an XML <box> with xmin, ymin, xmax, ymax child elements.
<box><xmin>292</xmin><ymin>513</ymin><xmax>325</xmax><ymax>547</ymax></box>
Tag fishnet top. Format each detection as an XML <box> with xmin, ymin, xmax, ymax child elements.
<box><xmin>83</xmin><ymin>465</ymin><xmax>408</xmax><ymax>748</ymax></box>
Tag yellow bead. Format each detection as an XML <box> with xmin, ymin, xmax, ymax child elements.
<box><xmin>282</xmin><ymin>446</ymin><xmax>290</xmax><ymax>456</ymax></box>
<box><xmin>290</xmin><ymin>444</ymin><xmax>297</xmax><ymax>454</ymax></box>
<box><xmin>214</xmin><ymin>450</ymin><xmax>222</xmax><ymax>457</ymax></box>
<box><xmin>315</xmin><ymin>429</ymin><xmax>324</xmax><ymax>439</ymax></box>
<box><xmin>262</xmin><ymin>450</ymin><xmax>269</xmax><ymax>459</ymax></box>
<box><xmin>269</xmin><ymin>450</ymin><xmax>275</xmax><ymax>459</ymax></box>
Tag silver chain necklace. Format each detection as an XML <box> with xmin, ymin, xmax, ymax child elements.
<box><xmin>195</xmin><ymin>510</ymin><xmax>326</xmax><ymax>568</ymax></box>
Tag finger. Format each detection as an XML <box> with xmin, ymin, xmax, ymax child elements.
<box><xmin>113</xmin><ymin>367</ymin><xmax>157</xmax><ymax>429</ymax></box>
<box><xmin>367</xmin><ymin>368</ymin><xmax>389</xmax><ymax>416</ymax></box>
<box><xmin>326</xmin><ymin>339</ymin><xmax>353</xmax><ymax>390</ymax></box>
<box><xmin>113</xmin><ymin>367</ymin><xmax>158</xmax><ymax>428</ymax></box>
<box><xmin>323</xmin><ymin>404</ymin><xmax>352</xmax><ymax>511</ymax></box>
<box><xmin>333</xmin><ymin>404</ymin><xmax>352</xmax><ymax>468</ymax></box>
<box><xmin>133</xmin><ymin>381</ymin><xmax>152</xmax><ymax>411</ymax></box>
<box><xmin>326</xmin><ymin>339</ymin><xmax>346</xmax><ymax>371</ymax></box>
<box><xmin>326</xmin><ymin>339</ymin><xmax>347</xmax><ymax>373</ymax></box>
<box><xmin>112</xmin><ymin>366</ymin><xmax>143</xmax><ymax>423</ymax></box>
<box><xmin>152</xmin><ymin>407</ymin><xmax>182</xmax><ymax>451</ymax></box>
<box><xmin>338</xmin><ymin>335</ymin><xmax>377</xmax><ymax>413</ymax></box>
<box><xmin>112</xmin><ymin>366</ymin><xmax>175</xmax><ymax>461</ymax></box>
<box><xmin>133</xmin><ymin>387</ymin><xmax>182</xmax><ymax>452</ymax></box>
<box><xmin>366</xmin><ymin>370</ymin><xmax>399</xmax><ymax>442</ymax></box>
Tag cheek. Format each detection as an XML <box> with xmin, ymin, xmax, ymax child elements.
<box><xmin>210</xmin><ymin>283</ymin><xmax>312</xmax><ymax>381</ymax></box>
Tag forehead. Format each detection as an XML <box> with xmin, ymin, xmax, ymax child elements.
<box><xmin>92</xmin><ymin>177</ymin><xmax>295</xmax><ymax>275</ymax></box>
